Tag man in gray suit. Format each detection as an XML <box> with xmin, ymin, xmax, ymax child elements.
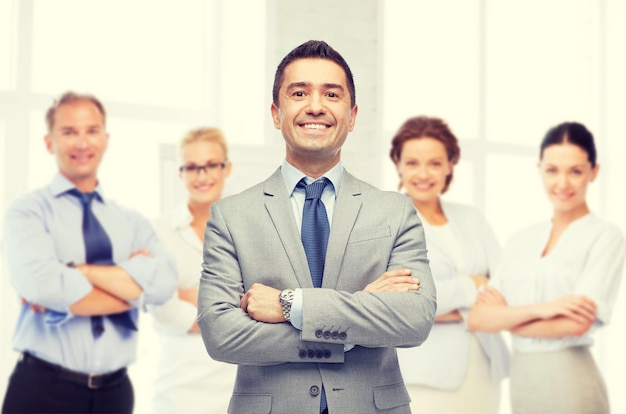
<box><xmin>198</xmin><ymin>40</ymin><xmax>436</xmax><ymax>414</ymax></box>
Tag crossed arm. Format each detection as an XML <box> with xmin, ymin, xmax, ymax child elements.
<box><xmin>24</xmin><ymin>249</ymin><xmax>149</xmax><ymax>316</ymax></box>
<box><xmin>178</xmin><ymin>288</ymin><xmax>201</xmax><ymax>333</ymax></box>
<box><xmin>198</xmin><ymin>194</ymin><xmax>436</xmax><ymax>365</ymax></box>
<box><xmin>7</xmin><ymin>197</ymin><xmax>177</xmax><ymax>318</ymax></box>
<box><xmin>433</xmin><ymin>274</ymin><xmax>490</xmax><ymax>323</ymax></box>
<box><xmin>467</xmin><ymin>285</ymin><xmax>597</xmax><ymax>338</ymax></box>
<box><xmin>67</xmin><ymin>249</ymin><xmax>148</xmax><ymax>316</ymax></box>
<box><xmin>240</xmin><ymin>268</ymin><xmax>420</xmax><ymax>323</ymax></box>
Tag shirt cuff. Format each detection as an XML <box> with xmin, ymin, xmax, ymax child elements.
<box><xmin>63</xmin><ymin>267</ymin><xmax>95</xmax><ymax>311</ymax></box>
<box><xmin>290</xmin><ymin>288</ymin><xmax>303</xmax><ymax>330</ymax></box>
<box><xmin>44</xmin><ymin>309</ymin><xmax>73</xmax><ymax>325</ymax></box>
<box><xmin>462</xmin><ymin>276</ymin><xmax>478</xmax><ymax>305</ymax></box>
<box><xmin>118</xmin><ymin>256</ymin><xmax>155</xmax><ymax>308</ymax></box>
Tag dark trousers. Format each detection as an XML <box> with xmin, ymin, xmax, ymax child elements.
<box><xmin>2</xmin><ymin>357</ymin><xmax>134</xmax><ymax>414</ymax></box>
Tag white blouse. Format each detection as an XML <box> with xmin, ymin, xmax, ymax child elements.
<box><xmin>149</xmin><ymin>203</ymin><xmax>237</xmax><ymax>414</ymax></box>
<box><xmin>398</xmin><ymin>201</ymin><xmax>509</xmax><ymax>389</ymax></box>
<box><xmin>150</xmin><ymin>204</ymin><xmax>204</xmax><ymax>335</ymax></box>
<box><xmin>491</xmin><ymin>213</ymin><xmax>626</xmax><ymax>353</ymax></box>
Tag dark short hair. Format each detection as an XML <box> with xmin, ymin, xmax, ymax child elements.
<box><xmin>272</xmin><ymin>40</ymin><xmax>356</xmax><ymax>108</ymax></box>
<box><xmin>389</xmin><ymin>116</ymin><xmax>460</xmax><ymax>194</ymax></box>
<box><xmin>540</xmin><ymin>122</ymin><xmax>597</xmax><ymax>167</ymax></box>
<box><xmin>45</xmin><ymin>91</ymin><xmax>106</xmax><ymax>132</ymax></box>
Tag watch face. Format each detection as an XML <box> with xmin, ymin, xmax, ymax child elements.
<box><xmin>280</xmin><ymin>289</ymin><xmax>294</xmax><ymax>302</ymax></box>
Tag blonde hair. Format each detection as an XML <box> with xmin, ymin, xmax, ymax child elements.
<box><xmin>179</xmin><ymin>127</ymin><xmax>229</xmax><ymax>162</ymax></box>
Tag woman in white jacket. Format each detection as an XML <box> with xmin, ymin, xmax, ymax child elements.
<box><xmin>389</xmin><ymin>116</ymin><xmax>509</xmax><ymax>413</ymax></box>
<box><xmin>149</xmin><ymin>127</ymin><xmax>237</xmax><ymax>414</ymax></box>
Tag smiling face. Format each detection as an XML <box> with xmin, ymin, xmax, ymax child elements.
<box><xmin>180</xmin><ymin>139</ymin><xmax>231</xmax><ymax>207</ymax></box>
<box><xmin>539</xmin><ymin>142</ymin><xmax>599</xmax><ymax>217</ymax></box>
<box><xmin>271</xmin><ymin>58</ymin><xmax>358</xmax><ymax>175</ymax></box>
<box><xmin>396</xmin><ymin>137</ymin><xmax>452</xmax><ymax>206</ymax></box>
<box><xmin>44</xmin><ymin>100</ymin><xmax>109</xmax><ymax>191</ymax></box>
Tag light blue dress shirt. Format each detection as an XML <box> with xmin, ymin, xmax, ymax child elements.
<box><xmin>3</xmin><ymin>173</ymin><xmax>177</xmax><ymax>374</ymax></box>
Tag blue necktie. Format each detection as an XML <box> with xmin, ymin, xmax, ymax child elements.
<box><xmin>299</xmin><ymin>178</ymin><xmax>330</xmax><ymax>288</ymax></box>
<box><xmin>298</xmin><ymin>178</ymin><xmax>330</xmax><ymax>413</ymax></box>
<box><xmin>68</xmin><ymin>189</ymin><xmax>137</xmax><ymax>338</ymax></box>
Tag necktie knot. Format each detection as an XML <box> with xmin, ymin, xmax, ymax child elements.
<box><xmin>68</xmin><ymin>189</ymin><xmax>95</xmax><ymax>206</ymax></box>
<box><xmin>299</xmin><ymin>177</ymin><xmax>329</xmax><ymax>200</ymax></box>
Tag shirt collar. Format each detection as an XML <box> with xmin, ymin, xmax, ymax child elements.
<box><xmin>49</xmin><ymin>172</ymin><xmax>106</xmax><ymax>203</ymax></box>
<box><xmin>281</xmin><ymin>160</ymin><xmax>343</xmax><ymax>196</ymax></box>
<box><xmin>168</xmin><ymin>202</ymin><xmax>194</xmax><ymax>231</ymax></box>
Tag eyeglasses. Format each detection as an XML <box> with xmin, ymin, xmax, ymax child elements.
<box><xmin>179</xmin><ymin>162</ymin><xmax>228</xmax><ymax>174</ymax></box>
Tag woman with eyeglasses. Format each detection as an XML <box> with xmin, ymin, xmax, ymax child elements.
<box><xmin>468</xmin><ymin>121</ymin><xmax>626</xmax><ymax>414</ymax></box>
<box><xmin>149</xmin><ymin>127</ymin><xmax>237</xmax><ymax>414</ymax></box>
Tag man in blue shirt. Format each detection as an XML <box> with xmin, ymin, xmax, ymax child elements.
<box><xmin>1</xmin><ymin>91</ymin><xmax>177</xmax><ymax>413</ymax></box>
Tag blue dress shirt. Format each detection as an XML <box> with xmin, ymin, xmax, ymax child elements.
<box><xmin>3</xmin><ymin>173</ymin><xmax>177</xmax><ymax>374</ymax></box>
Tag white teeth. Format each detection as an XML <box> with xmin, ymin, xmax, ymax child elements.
<box><xmin>303</xmin><ymin>124</ymin><xmax>327</xmax><ymax>129</ymax></box>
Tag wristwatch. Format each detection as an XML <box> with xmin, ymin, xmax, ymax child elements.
<box><xmin>279</xmin><ymin>289</ymin><xmax>295</xmax><ymax>321</ymax></box>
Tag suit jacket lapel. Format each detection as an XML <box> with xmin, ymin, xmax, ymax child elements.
<box><xmin>263</xmin><ymin>168</ymin><xmax>314</xmax><ymax>288</ymax></box>
<box><xmin>323</xmin><ymin>171</ymin><xmax>362</xmax><ymax>289</ymax></box>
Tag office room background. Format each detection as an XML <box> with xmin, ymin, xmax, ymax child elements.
<box><xmin>0</xmin><ymin>1</ymin><xmax>625</xmax><ymax>413</ymax></box>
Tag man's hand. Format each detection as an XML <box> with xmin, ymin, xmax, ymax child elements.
<box><xmin>71</xmin><ymin>248</ymin><xmax>146</xmax><ymax>302</ymax></box>
<box><xmin>130</xmin><ymin>249</ymin><xmax>150</xmax><ymax>258</ymax></box>
<box><xmin>21</xmin><ymin>297</ymin><xmax>45</xmax><ymax>313</ymax></box>
<box><xmin>240</xmin><ymin>283</ymin><xmax>284</xmax><ymax>323</ymax></box>
<box><xmin>74</xmin><ymin>249</ymin><xmax>150</xmax><ymax>278</ymax></box>
<box><xmin>363</xmin><ymin>268</ymin><xmax>419</xmax><ymax>293</ymax></box>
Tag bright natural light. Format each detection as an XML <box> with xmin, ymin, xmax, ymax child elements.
<box><xmin>1</xmin><ymin>1</ymin><xmax>625</xmax><ymax>413</ymax></box>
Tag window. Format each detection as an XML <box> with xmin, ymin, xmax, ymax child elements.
<box><xmin>1</xmin><ymin>2</ymin><xmax>268</xmax><ymax>410</ymax></box>
<box><xmin>484</xmin><ymin>0</ymin><xmax>600</xmax><ymax>146</ymax></box>
<box><xmin>0</xmin><ymin>0</ymin><xmax>17</xmax><ymax>90</ymax></box>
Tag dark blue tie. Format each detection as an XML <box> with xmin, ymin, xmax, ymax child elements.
<box><xmin>298</xmin><ymin>178</ymin><xmax>330</xmax><ymax>413</ymax></box>
<box><xmin>299</xmin><ymin>178</ymin><xmax>330</xmax><ymax>288</ymax></box>
<box><xmin>68</xmin><ymin>189</ymin><xmax>137</xmax><ymax>338</ymax></box>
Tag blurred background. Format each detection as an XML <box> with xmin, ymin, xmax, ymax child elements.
<box><xmin>1</xmin><ymin>0</ymin><xmax>625</xmax><ymax>413</ymax></box>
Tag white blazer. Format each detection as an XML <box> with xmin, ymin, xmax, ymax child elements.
<box><xmin>398</xmin><ymin>201</ymin><xmax>509</xmax><ymax>389</ymax></box>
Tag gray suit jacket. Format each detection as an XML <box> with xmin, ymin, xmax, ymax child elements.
<box><xmin>198</xmin><ymin>168</ymin><xmax>436</xmax><ymax>414</ymax></box>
